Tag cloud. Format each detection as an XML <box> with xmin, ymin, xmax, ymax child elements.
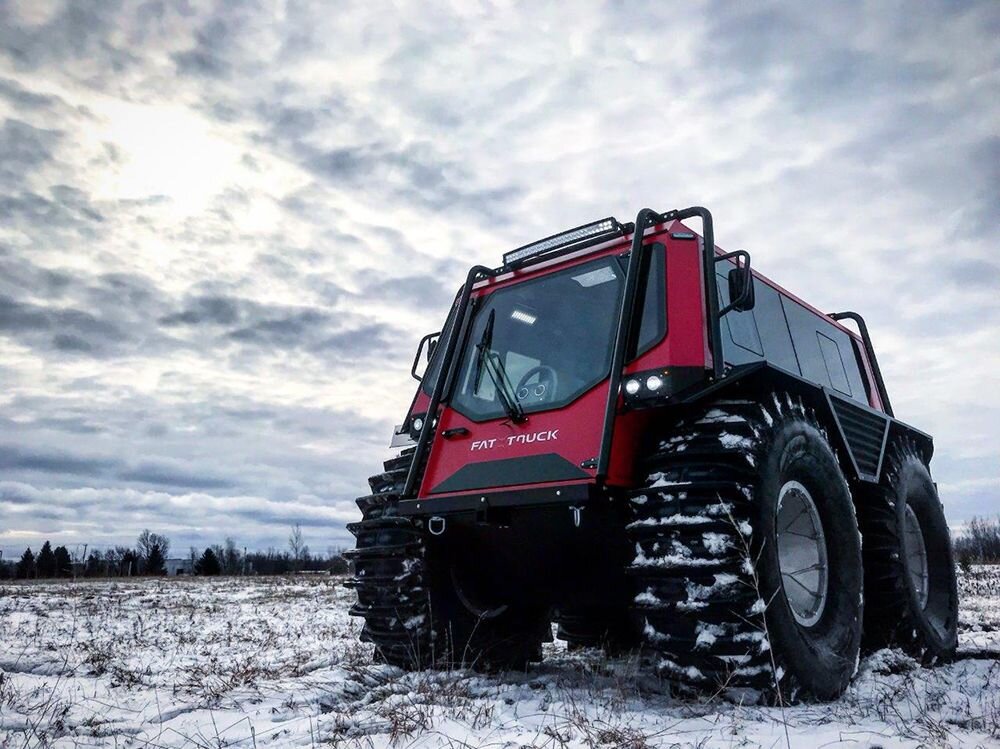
<box><xmin>117</xmin><ymin>459</ymin><xmax>235</xmax><ymax>490</ymax></box>
<box><xmin>0</xmin><ymin>294</ymin><xmax>127</xmax><ymax>354</ymax></box>
<box><xmin>0</xmin><ymin>0</ymin><xmax>996</xmax><ymax>554</ymax></box>
<box><xmin>0</xmin><ymin>118</ymin><xmax>62</xmax><ymax>184</ymax></box>
<box><xmin>0</xmin><ymin>444</ymin><xmax>116</xmax><ymax>478</ymax></box>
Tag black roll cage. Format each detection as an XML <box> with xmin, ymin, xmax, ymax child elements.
<box><xmin>402</xmin><ymin>205</ymin><xmax>727</xmax><ymax>498</ymax></box>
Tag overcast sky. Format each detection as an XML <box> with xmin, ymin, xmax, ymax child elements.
<box><xmin>0</xmin><ymin>0</ymin><xmax>997</xmax><ymax>558</ymax></box>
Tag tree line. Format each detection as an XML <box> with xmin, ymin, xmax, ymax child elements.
<box><xmin>955</xmin><ymin>515</ymin><xmax>1000</xmax><ymax>568</ymax></box>
<box><xmin>0</xmin><ymin>525</ymin><xmax>349</xmax><ymax>580</ymax></box>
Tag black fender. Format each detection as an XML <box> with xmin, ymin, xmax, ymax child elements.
<box><xmin>679</xmin><ymin>362</ymin><xmax>932</xmax><ymax>485</ymax></box>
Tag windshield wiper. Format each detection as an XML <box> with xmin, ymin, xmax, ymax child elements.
<box><xmin>474</xmin><ymin>310</ymin><xmax>525</xmax><ymax>423</ymax></box>
<box><xmin>473</xmin><ymin>309</ymin><xmax>495</xmax><ymax>392</ymax></box>
<box><xmin>485</xmin><ymin>351</ymin><xmax>525</xmax><ymax>423</ymax></box>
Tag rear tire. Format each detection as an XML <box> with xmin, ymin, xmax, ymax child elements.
<box><xmin>859</xmin><ymin>443</ymin><xmax>958</xmax><ymax>661</ymax></box>
<box><xmin>628</xmin><ymin>395</ymin><xmax>863</xmax><ymax>701</ymax></box>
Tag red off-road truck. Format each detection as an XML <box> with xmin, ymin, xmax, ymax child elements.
<box><xmin>346</xmin><ymin>206</ymin><xmax>958</xmax><ymax>700</ymax></box>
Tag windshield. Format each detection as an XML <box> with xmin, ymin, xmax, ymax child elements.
<box><xmin>451</xmin><ymin>256</ymin><xmax>625</xmax><ymax>421</ymax></box>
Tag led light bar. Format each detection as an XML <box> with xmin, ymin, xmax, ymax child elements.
<box><xmin>503</xmin><ymin>217</ymin><xmax>623</xmax><ymax>268</ymax></box>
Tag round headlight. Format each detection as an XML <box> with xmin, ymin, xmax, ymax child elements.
<box><xmin>411</xmin><ymin>417</ymin><xmax>424</xmax><ymax>431</ymax></box>
<box><xmin>645</xmin><ymin>375</ymin><xmax>664</xmax><ymax>392</ymax></box>
<box><xmin>624</xmin><ymin>379</ymin><xmax>641</xmax><ymax>395</ymax></box>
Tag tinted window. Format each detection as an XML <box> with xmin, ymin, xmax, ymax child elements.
<box><xmin>818</xmin><ymin>332</ymin><xmax>851</xmax><ymax>395</ymax></box>
<box><xmin>421</xmin><ymin>295</ymin><xmax>460</xmax><ymax>396</ymax></box>
<box><xmin>717</xmin><ymin>272</ymin><xmax>764</xmax><ymax>365</ymax></box>
<box><xmin>753</xmin><ymin>282</ymin><xmax>799</xmax><ymax>374</ymax></box>
<box><xmin>451</xmin><ymin>257</ymin><xmax>624</xmax><ymax>421</ymax></box>
<box><xmin>781</xmin><ymin>295</ymin><xmax>868</xmax><ymax>404</ymax></box>
<box><xmin>632</xmin><ymin>243</ymin><xmax>667</xmax><ymax>359</ymax></box>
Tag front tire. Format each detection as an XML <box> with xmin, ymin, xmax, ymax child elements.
<box><xmin>628</xmin><ymin>395</ymin><xmax>863</xmax><ymax>701</ymax></box>
<box><xmin>347</xmin><ymin>451</ymin><xmax>547</xmax><ymax>671</ymax></box>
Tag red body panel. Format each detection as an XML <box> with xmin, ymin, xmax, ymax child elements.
<box><xmin>419</xmin><ymin>383</ymin><xmax>607</xmax><ymax>497</ymax></box>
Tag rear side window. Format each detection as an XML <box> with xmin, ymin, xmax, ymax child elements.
<box><xmin>818</xmin><ymin>332</ymin><xmax>851</xmax><ymax>395</ymax></box>
<box><xmin>781</xmin><ymin>295</ymin><xmax>868</xmax><ymax>403</ymax></box>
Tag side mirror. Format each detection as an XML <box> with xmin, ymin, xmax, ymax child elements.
<box><xmin>727</xmin><ymin>266</ymin><xmax>755</xmax><ymax>312</ymax></box>
<box><xmin>716</xmin><ymin>250</ymin><xmax>754</xmax><ymax>315</ymax></box>
<box><xmin>411</xmin><ymin>332</ymin><xmax>440</xmax><ymax>381</ymax></box>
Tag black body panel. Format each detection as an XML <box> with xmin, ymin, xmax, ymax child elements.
<box><xmin>676</xmin><ymin>361</ymin><xmax>929</xmax><ymax>484</ymax></box>
<box><xmin>428</xmin><ymin>453</ymin><xmax>590</xmax><ymax>494</ymax></box>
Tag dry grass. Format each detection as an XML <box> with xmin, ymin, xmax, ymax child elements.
<box><xmin>1</xmin><ymin>570</ymin><xmax>998</xmax><ymax>748</ymax></box>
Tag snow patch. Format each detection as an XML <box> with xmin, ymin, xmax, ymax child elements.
<box><xmin>701</xmin><ymin>532</ymin><xmax>732</xmax><ymax>555</ymax></box>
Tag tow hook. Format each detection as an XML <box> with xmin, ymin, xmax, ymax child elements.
<box><xmin>569</xmin><ymin>506</ymin><xmax>583</xmax><ymax>528</ymax></box>
<box><xmin>428</xmin><ymin>516</ymin><xmax>447</xmax><ymax>536</ymax></box>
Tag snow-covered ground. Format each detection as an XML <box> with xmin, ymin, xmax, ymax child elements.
<box><xmin>2</xmin><ymin>567</ymin><xmax>998</xmax><ymax>748</ymax></box>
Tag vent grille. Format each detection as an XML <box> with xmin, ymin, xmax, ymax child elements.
<box><xmin>830</xmin><ymin>395</ymin><xmax>888</xmax><ymax>478</ymax></box>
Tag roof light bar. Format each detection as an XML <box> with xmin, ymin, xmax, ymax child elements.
<box><xmin>503</xmin><ymin>217</ymin><xmax>623</xmax><ymax>268</ymax></box>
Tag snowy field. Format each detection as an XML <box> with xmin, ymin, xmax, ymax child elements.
<box><xmin>1</xmin><ymin>567</ymin><xmax>998</xmax><ymax>748</ymax></box>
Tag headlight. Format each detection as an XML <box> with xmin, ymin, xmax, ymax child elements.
<box><xmin>620</xmin><ymin>367</ymin><xmax>705</xmax><ymax>410</ymax></box>
<box><xmin>411</xmin><ymin>417</ymin><xmax>424</xmax><ymax>432</ymax></box>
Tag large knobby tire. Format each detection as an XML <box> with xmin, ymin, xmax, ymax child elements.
<box><xmin>753</xmin><ymin>402</ymin><xmax>863</xmax><ymax>699</ymax></box>
<box><xmin>628</xmin><ymin>395</ymin><xmax>863</xmax><ymax>701</ymax></box>
<box><xmin>860</xmin><ymin>444</ymin><xmax>958</xmax><ymax>661</ymax></box>
<box><xmin>345</xmin><ymin>449</ymin><xmax>433</xmax><ymax>668</ymax></box>
<box><xmin>346</xmin><ymin>450</ymin><xmax>546</xmax><ymax>671</ymax></box>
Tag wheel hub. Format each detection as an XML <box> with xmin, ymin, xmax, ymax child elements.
<box><xmin>903</xmin><ymin>504</ymin><xmax>930</xmax><ymax>609</ymax></box>
<box><xmin>776</xmin><ymin>480</ymin><xmax>829</xmax><ymax>627</ymax></box>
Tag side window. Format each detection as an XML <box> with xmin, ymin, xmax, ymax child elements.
<box><xmin>753</xmin><ymin>282</ymin><xmax>799</xmax><ymax>374</ymax></box>
<box><xmin>817</xmin><ymin>332</ymin><xmax>851</xmax><ymax>395</ymax></box>
<box><xmin>717</xmin><ymin>272</ymin><xmax>763</xmax><ymax>357</ymax></box>
<box><xmin>781</xmin><ymin>295</ymin><xmax>869</xmax><ymax>404</ymax></box>
<box><xmin>420</xmin><ymin>295</ymin><xmax>460</xmax><ymax>395</ymax></box>
<box><xmin>631</xmin><ymin>243</ymin><xmax>666</xmax><ymax>359</ymax></box>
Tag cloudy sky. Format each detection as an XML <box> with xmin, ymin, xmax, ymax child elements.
<box><xmin>0</xmin><ymin>1</ymin><xmax>997</xmax><ymax>558</ymax></box>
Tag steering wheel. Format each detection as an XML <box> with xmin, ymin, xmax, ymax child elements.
<box><xmin>515</xmin><ymin>365</ymin><xmax>559</xmax><ymax>405</ymax></box>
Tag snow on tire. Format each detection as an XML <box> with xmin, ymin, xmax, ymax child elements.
<box><xmin>627</xmin><ymin>394</ymin><xmax>864</xmax><ymax>701</ymax></box>
<box><xmin>859</xmin><ymin>441</ymin><xmax>959</xmax><ymax>661</ymax></box>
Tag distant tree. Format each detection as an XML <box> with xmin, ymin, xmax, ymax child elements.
<box><xmin>955</xmin><ymin>515</ymin><xmax>1000</xmax><ymax>566</ymax></box>
<box><xmin>85</xmin><ymin>552</ymin><xmax>103</xmax><ymax>577</ymax></box>
<box><xmin>119</xmin><ymin>548</ymin><xmax>139</xmax><ymax>576</ymax></box>
<box><xmin>16</xmin><ymin>547</ymin><xmax>35</xmax><ymax>579</ymax></box>
<box><xmin>53</xmin><ymin>545</ymin><xmax>72</xmax><ymax>577</ymax></box>
<box><xmin>36</xmin><ymin>541</ymin><xmax>55</xmax><ymax>578</ymax></box>
<box><xmin>146</xmin><ymin>543</ymin><xmax>166</xmax><ymax>575</ymax></box>
<box><xmin>195</xmin><ymin>547</ymin><xmax>221</xmax><ymax>575</ymax></box>
<box><xmin>222</xmin><ymin>537</ymin><xmax>241</xmax><ymax>575</ymax></box>
<box><xmin>289</xmin><ymin>524</ymin><xmax>308</xmax><ymax>572</ymax></box>
<box><xmin>329</xmin><ymin>551</ymin><xmax>349</xmax><ymax>575</ymax></box>
<box><xmin>137</xmin><ymin>530</ymin><xmax>170</xmax><ymax>570</ymax></box>
<box><xmin>245</xmin><ymin>549</ymin><xmax>292</xmax><ymax>575</ymax></box>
